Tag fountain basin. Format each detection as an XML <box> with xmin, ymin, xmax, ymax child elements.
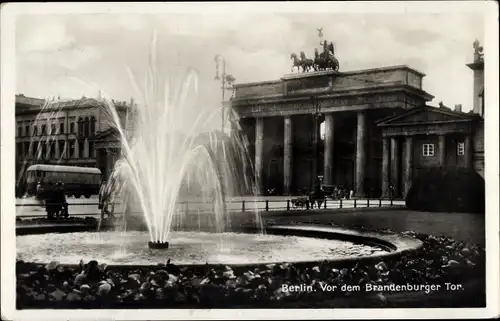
<box><xmin>15</xmin><ymin>225</ymin><xmax>422</xmax><ymax>266</ymax></box>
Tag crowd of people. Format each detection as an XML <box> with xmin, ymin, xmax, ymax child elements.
<box><xmin>35</xmin><ymin>174</ymin><xmax>119</xmax><ymax>221</ymax></box>
<box><xmin>42</xmin><ymin>181</ymin><xmax>69</xmax><ymax>219</ymax></box>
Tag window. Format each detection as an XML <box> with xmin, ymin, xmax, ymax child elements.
<box><xmin>78</xmin><ymin>141</ymin><xmax>85</xmax><ymax>158</ymax></box>
<box><xmin>422</xmin><ymin>143</ymin><xmax>434</xmax><ymax>157</ymax></box>
<box><xmin>25</xmin><ymin>125</ymin><xmax>30</xmax><ymax>136</ymax></box>
<box><xmin>84</xmin><ymin>117</ymin><xmax>90</xmax><ymax>136</ymax></box>
<box><xmin>90</xmin><ymin>117</ymin><xmax>96</xmax><ymax>134</ymax></box>
<box><xmin>59</xmin><ymin>122</ymin><xmax>64</xmax><ymax>134</ymax></box>
<box><xmin>41</xmin><ymin>143</ymin><xmax>47</xmax><ymax>159</ymax></box>
<box><xmin>58</xmin><ymin>141</ymin><xmax>66</xmax><ymax>158</ymax></box>
<box><xmin>78</xmin><ymin>119</ymin><xmax>84</xmax><ymax>136</ymax></box>
<box><xmin>457</xmin><ymin>142</ymin><xmax>465</xmax><ymax>156</ymax></box>
<box><xmin>69</xmin><ymin>140</ymin><xmax>76</xmax><ymax>158</ymax></box>
<box><xmin>24</xmin><ymin>142</ymin><xmax>30</xmax><ymax>158</ymax></box>
<box><xmin>70</xmin><ymin>122</ymin><xmax>75</xmax><ymax>133</ymax></box>
<box><xmin>33</xmin><ymin>125</ymin><xmax>38</xmax><ymax>136</ymax></box>
<box><xmin>89</xmin><ymin>141</ymin><xmax>95</xmax><ymax>158</ymax></box>
<box><xmin>16</xmin><ymin>143</ymin><xmax>22</xmax><ymax>157</ymax></box>
<box><xmin>48</xmin><ymin>143</ymin><xmax>55</xmax><ymax>159</ymax></box>
<box><xmin>17</xmin><ymin>125</ymin><xmax>22</xmax><ymax>137</ymax></box>
<box><xmin>32</xmin><ymin>142</ymin><xmax>39</xmax><ymax>159</ymax></box>
<box><xmin>41</xmin><ymin>125</ymin><xmax>46</xmax><ymax>136</ymax></box>
<box><xmin>51</xmin><ymin>124</ymin><xmax>56</xmax><ymax>135</ymax></box>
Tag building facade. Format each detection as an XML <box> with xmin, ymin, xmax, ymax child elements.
<box><xmin>15</xmin><ymin>95</ymin><xmax>131</xmax><ymax>185</ymax></box>
<box><xmin>231</xmin><ymin>41</ymin><xmax>485</xmax><ymax>198</ymax></box>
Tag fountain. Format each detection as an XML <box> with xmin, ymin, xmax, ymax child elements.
<box><xmin>15</xmin><ymin>34</ymin><xmax>417</xmax><ymax>267</ymax></box>
<box><xmin>95</xmin><ymin>33</ymin><xmax>262</xmax><ymax>250</ymax></box>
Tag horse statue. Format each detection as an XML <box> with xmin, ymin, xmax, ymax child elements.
<box><xmin>299</xmin><ymin>51</ymin><xmax>314</xmax><ymax>72</ymax></box>
<box><xmin>328</xmin><ymin>55</ymin><xmax>340</xmax><ymax>72</ymax></box>
<box><xmin>290</xmin><ymin>53</ymin><xmax>302</xmax><ymax>73</ymax></box>
<box><xmin>314</xmin><ymin>41</ymin><xmax>340</xmax><ymax>72</ymax></box>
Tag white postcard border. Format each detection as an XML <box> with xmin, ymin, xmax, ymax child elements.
<box><xmin>1</xmin><ymin>2</ymin><xmax>498</xmax><ymax>320</ymax></box>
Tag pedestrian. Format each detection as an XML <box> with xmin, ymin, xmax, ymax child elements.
<box><xmin>54</xmin><ymin>181</ymin><xmax>68</xmax><ymax>218</ymax></box>
<box><xmin>333</xmin><ymin>186</ymin><xmax>338</xmax><ymax>200</ymax></box>
<box><xmin>36</xmin><ymin>181</ymin><xmax>42</xmax><ymax>199</ymax></box>
<box><xmin>317</xmin><ymin>195</ymin><xmax>324</xmax><ymax>209</ymax></box>
<box><xmin>45</xmin><ymin>182</ymin><xmax>55</xmax><ymax>219</ymax></box>
<box><xmin>349</xmin><ymin>189</ymin><xmax>354</xmax><ymax>200</ymax></box>
<box><xmin>98</xmin><ymin>180</ymin><xmax>107</xmax><ymax>212</ymax></box>
<box><xmin>99</xmin><ymin>180</ymin><xmax>111</xmax><ymax>220</ymax></box>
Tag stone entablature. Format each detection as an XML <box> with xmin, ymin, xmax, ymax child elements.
<box><xmin>377</xmin><ymin>106</ymin><xmax>480</xmax><ymax>137</ymax></box>
<box><xmin>15</xmin><ymin>95</ymin><xmax>45</xmax><ymax>107</ymax></box>
<box><xmin>381</xmin><ymin>121</ymin><xmax>477</xmax><ymax>137</ymax></box>
<box><xmin>15</xmin><ymin>96</ymin><xmax>129</xmax><ymax>116</ymax></box>
<box><xmin>233</xmin><ymin>65</ymin><xmax>426</xmax><ymax>101</ymax></box>
<box><xmin>234</xmin><ymin>86</ymin><xmax>432</xmax><ymax>118</ymax></box>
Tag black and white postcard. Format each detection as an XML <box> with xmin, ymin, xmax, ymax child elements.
<box><xmin>1</xmin><ymin>2</ymin><xmax>499</xmax><ymax>320</ymax></box>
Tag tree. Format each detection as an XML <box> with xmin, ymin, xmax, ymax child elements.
<box><xmin>405</xmin><ymin>167</ymin><xmax>485</xmax><ymax>214</ymax></box>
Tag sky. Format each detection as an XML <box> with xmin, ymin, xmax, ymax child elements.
<box><xmin>15</xmin><ymin>8</ymin><xmax>486</xmax><ymax>131</ymax></box>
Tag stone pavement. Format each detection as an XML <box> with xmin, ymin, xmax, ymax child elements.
<box><xmin>263</xmin><ymin>208</ymin><xmax>485</xmax><ymax>246</ymax></box>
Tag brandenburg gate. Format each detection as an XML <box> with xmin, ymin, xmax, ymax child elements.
<box><xmin>231</xmin><ymin>37</ymin><xmax>434</xmax><ymax>197</ymax></box>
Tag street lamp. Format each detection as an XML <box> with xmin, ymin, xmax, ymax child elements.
<box><xmin>214</xmin><ymin>55</ymin><xmax>236</xmax><ymax>133</ymax></box>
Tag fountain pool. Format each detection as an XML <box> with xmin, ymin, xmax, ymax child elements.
<box><xmin>16</xmin><ymin>230</ymin><xmax>388</xmax><ymax>265</ymax></box>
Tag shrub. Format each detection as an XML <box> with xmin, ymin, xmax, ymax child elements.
<box><xmin>405</xmin><ymin>167</ymin><xmax>485</xmax><ymax>213</ymax></box>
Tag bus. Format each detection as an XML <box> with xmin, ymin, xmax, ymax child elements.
<box><xmin>25</xmin><ymin>164</ymin><xmax>102</xmax><ymax>199</ymax></box>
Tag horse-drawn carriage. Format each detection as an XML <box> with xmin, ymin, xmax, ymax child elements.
<box><xmin>291</xmin><ymin>186</ymin><xmax>329</xmax><ymax>210</ymax></box>
<box><xmin>290</xmin><ymin>183</ymin><xmax>352</xmax><ymax>210</ymax></box>
<box><xmin>290</xmin><ymin>40</ymin><xmax>339</xmax><ymax>73</ymax></box>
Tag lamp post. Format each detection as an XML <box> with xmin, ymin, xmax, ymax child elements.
<box><xmin>311</xmin><ymin>96</ymin><xmax>322</xmax><ymax>191</ymax></box>
<box><xmin>214</xmin><ymin>55</ymin><xmax>236</xmax><ymax>134</ymax></box>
